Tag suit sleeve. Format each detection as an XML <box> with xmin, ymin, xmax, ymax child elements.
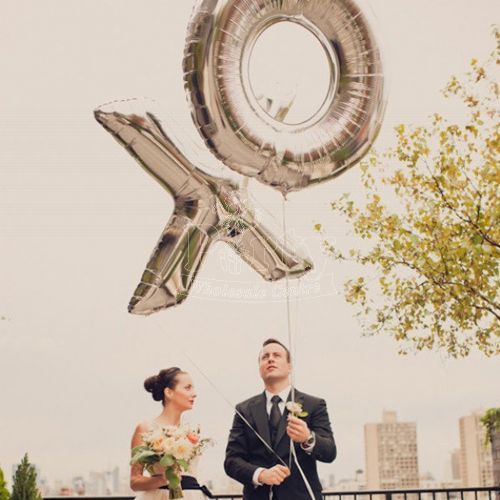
<box><xmin>309</xmin><ymin>398</ymin><xmax>337</xmax><ymax>463</ymax></box>
<box><xmin>224</xmin><ymin>405</ymin><xmax>261</xmax><ymax>485</ymax></box>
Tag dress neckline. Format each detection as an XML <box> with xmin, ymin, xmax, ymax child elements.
<box><xmin>150</xmin><ymin>419</ymin><xmax>180</xmax><ymax>428</ymax></box>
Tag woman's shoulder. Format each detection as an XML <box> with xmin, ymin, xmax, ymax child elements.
<box><xmin>134</xmin><ymin>419</ymin><xmax>154</xmax><ymax>435</ymax></box>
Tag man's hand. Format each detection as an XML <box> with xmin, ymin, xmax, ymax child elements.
<box><xmin>287</xmin><ymin>415</ymin><xmax>311</xmax><ymax>443</ymax></box>
<box><xmin>258</xmin><ymin>465</ymin><xmax>291</xmax><ymax>485</ymax></box>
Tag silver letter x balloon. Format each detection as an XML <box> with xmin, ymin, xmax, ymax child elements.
<box><xmin>95</xmin><ymin>108</ymin><xmax>312</xmax><ymax>314</ymax></box>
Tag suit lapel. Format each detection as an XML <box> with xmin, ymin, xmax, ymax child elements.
<box><xmin>275</xmin><ymin>390</ymin><xmax>304</xmax><ymax>449</ymax></box>
<box><xmin>250</xmin><ymin>392</ymin><xmax>272</xmax><ymax>448</ymax></box>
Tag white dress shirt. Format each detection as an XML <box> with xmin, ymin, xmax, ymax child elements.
<box><xmin>265</xmin><ymin>386</ymin><xmax>291</xmax><ymax>416</ymax></box>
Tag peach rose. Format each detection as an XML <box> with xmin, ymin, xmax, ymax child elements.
<box><xmin>187</xmin><ymin>432</ymin><xmax>199</xmax><ymax>445</ymax></box>
<box><xmin>151</xmin><ymin>437</ymin><xmax>166</xmax><ymax>453</ymax></box>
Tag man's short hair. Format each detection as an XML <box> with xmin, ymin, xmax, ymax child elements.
<box><xmin>259</xmin><ymin>338</ymin><xmax>291</xmax><ymax>362</ymax></box>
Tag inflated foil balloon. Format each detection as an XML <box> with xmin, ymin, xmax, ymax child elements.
<box><xmin>95</xmin><ymin>106</ymin><xmax>311</xmax><ymax>315</ymax></box>
<box><xmin>184</xmin><ymin>0</ymin><xmax>386</xmax><ymax>194</ymax></box>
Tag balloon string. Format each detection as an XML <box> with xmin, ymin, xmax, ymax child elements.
<box><xmin>181</xmin><ymin>350</ymin><xmax>287</xmax><ymax>467</ymax></box>
<box><xmin>281</xmin><ymin>196</ymin><xmax>294</xmax><ymax>402</ymax></box>
<box><xmin>281</xmin><ymin>198</ymin><xmax>315</xmax><ymax>500</ymax></box>
<box><xmin>291</xmin><ymin>444</ymin><xmax>316</xmax><ymax>500</ymax></box>
<box><xmin>281</xmin><ymin>195</ymin><xmax>293</xmax><ymax>471</ymax></box>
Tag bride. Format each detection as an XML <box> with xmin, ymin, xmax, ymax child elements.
<box><xmin>130</xmin><ymin>367</ymin><xmax>209</xmax><ymax>500</ymax></box>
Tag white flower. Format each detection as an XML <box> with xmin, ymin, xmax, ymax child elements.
<box><xmin>162</xmin><ymin>437</ymin><xmax>176</xmax><ymax>454</ymax></box>
<box><xmin>143</xmin><ymin>428</ymin><xmax>167</xmax><ymax>453</ymax></box>
<box><xmin>163</xmin><ymin>425</ymin><xmax>178</xmax><ymax>437</ymax></box>
<box><xmin>172</xmin><ymin>438</ymin><xmax>194</xmax><ymax>461</ymax></box>
<box><xmin>286</xmin><ymin>401</ymin><xmax>308</xmax><ymax>417</ymax></box>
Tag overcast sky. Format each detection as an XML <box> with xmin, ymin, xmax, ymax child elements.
<box><xmin>0</xmin><ymin>0</ymin><xmax>499</xmax><ymax>491</ymax></box>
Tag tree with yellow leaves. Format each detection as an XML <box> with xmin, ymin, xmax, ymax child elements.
<box><xmin>320</xmin><ymin>29</ymin><xmax>499</xmax><ymax>357</ymax></box>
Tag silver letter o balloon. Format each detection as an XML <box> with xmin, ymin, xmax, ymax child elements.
<box><xmin>184</xmin><ymin>0</ymin><xmax>386</xmax><ymax>195</ymax></box>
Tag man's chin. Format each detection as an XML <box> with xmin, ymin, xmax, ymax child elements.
<box><xmin>264</xmin><ymin>373</ymin><xmax>284</xmax><ymax>383</ymax></box>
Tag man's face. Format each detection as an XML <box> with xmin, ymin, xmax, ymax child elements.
<box><xmin>259</xmin><ymin>343</ymin><xmax>291</xmax><ymax>384</ymax></box>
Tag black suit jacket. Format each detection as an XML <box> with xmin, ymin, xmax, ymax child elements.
<box><xmin>224</xmin><ymin>390</ymin><xmax>336</xmax><ymax>500</ymax></box>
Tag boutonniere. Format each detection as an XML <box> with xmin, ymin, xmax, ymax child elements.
<box><xmin>286</xmin><ymin>401</ymin><xmax>308</xmax><ymax>418</ymax></box>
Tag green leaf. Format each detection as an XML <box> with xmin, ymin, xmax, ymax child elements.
<box><xmin>131</xmin><ymin>445</ymin><xmax>148</xmax><ymax>456</ymax></box>
<box><xmin>177</xmin><ymin>459</ymin><xmax>189</xmax><ymax>471</ymax></box>
<box><xmin>160</xmin><ymin>454</ymin><xmax>175</xmax><ymax>467</ymax></box>
<box><xmin>131</xmin><ymin>450</ymin><xmax>159</xmax><ymax>465</ymax></box>
<box><xmin>166</xmin><ymin>468</ymin><xmax>180</xmax><ymax>489</ymax></box>
<box><xmin>471</xmin><ymin>234</ymin><xmax>483</xmax><ymax>245</ymax></box>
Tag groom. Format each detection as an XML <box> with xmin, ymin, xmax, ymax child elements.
<box><xmin>224</xmin><ymin>339</ymin><xmax>337</xmax><ymax>499</ymax></box>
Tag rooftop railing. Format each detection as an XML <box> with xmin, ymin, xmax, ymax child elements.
<box><xmin>44</xmin><ymin>485</ymin><xmax>500</xmax><ymax>500</ymax></box>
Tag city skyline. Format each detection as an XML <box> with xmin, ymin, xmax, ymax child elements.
<box><xmin>2</xmin><ymin>406</ymin><xmax>496</xmax><ymax>493</ymax></box>
<box><xmin>1</xmin><ymin>0</ymin><xmax>499</xmax><ymax>494</ymax></box>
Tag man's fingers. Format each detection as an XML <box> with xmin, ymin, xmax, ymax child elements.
<box><xmin>269</xmin><ymin>465</ymin><xmax>290</xmax><ymax>483</ymax></box>
<box><xmin>274</xmin><ymin>466</ymin><xmax>289</xmax><ymax>479</ymax></box>
<box><xmin>287</xmin><ymin>417</ymin><xmax>306</xmax><ymax>428</ymax></box>
<box><xmin>275</xmin><ymin>465</ymin><xmax>290</xmax><ymax>474</ymax></box>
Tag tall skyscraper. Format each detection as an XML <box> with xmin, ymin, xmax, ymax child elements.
<box><xmin>365</xmin><ymin>410</ymin><xmax>419</xmax><ymax>490</ymax></box>
<box><xmin>450</xmin><ymin>449</ymin><xmax>462</xmax><ymax>482</ymax></box>
<box><xmin>459</xmin><ymin>411</ymin><xmax>493</xmax><ymax>487</ymax></box>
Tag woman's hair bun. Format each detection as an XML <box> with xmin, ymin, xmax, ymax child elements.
<box><xmin>143</xmin><ymin>374</ymin><xmax>162</xmax><ymax>401</ymax></box>
<box><xmin>143</xmin><ymin>367</ymin><xmax>184</xmax><ymax>404</ymax></box>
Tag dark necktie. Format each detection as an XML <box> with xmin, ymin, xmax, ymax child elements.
<box><xmin>269</xmin><ymin>395</ymin><xmax>282</xmax><ymax>445</ymax></box>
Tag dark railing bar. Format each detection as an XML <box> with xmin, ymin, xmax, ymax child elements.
<box><xmin>43</xmin><ymin>486</ymin><xmax>500</xmax><ymax>500</ymax></box>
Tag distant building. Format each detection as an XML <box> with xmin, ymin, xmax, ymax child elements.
<box><xmin>58</xmin><ymin>486</ymin><xmax>73</xmax><ymax>496</ymax></box>
<box><xmin>218</xmin><ymin>477</ymin><xmax>243</xmax><ymax>495</ymax></box>
<box><xmin>365</xmin><ymin>410</ymin><xmax>419</xmax><ymax>490</ymax></box>
<box><xmin>419</xmin><ymin>472</ymin><xmax>462</xmax><ymax>491</ymax></box>
<box><xmin>327</xmin><ymin>470</ymin><xmax>366</xmax><ymax>493</ymax></box>
<box><xmin>459</xmin><ymin>412</ymin><xmax>493</xmax><ymax>487</ymax></box>
<box><xmin>450</xmin><ymin>448</ymin><xmax>462</xmax><ymax>482</ymax></box>
<box><xmin>53</xmin><ymin>479</ymin><xmax>64</xmax><ymax>495</ymax></box>
<box><xmin>327</xmin><ymin>473</ymin><xmax>336</xmax><ymax>488</ymax></box>
<box><xmin>72</xmin><ymin>476</ymin><xmax>86</xmax><ymax>496</ymax></box>
<box><xmin>87</xmin><ymin>467</ymin><xmax>120</xmax><ymax>496</ymax></box>
<box><xmin>118</xmin><ymin>475</ymin><xmax>134</xmax><ymax>496</ymax></box>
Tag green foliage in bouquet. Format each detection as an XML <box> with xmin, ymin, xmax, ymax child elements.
<box><xmin>130</xmin><ymin>445</ymin><xmax>189</xmax><ymax>474</ymax></box>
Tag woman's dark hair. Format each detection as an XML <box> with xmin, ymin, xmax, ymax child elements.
<box><xmin>144</xmin><ymin>367</ymin><xmax>185</xmax><ymax>405</ymax></box>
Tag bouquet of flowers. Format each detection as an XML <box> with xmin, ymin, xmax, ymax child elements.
<box><xmin>131</xmin><ymin>424</ymin><xmax>213</xmax><ymax>499</ymax></box>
